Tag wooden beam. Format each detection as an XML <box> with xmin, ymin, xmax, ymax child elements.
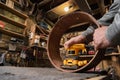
<box><xmin>44</xmin><ymin>18</ymin><xmax>54</xmax><ymax>27</ymax></box>
<box><xmin>44</xmin><ymin>0</ymin><xmax>68</xmax><ymax>12</ymax></box>
<box><xmin>96</xmin><ymin>0</ymin><xmax>106</xmax><ymax>15</ymax></box>
<box><xmin>65</xmin><ymin>23</ymin><xmax>89</xmax><ymax>33</ymax></box>
<box><xmin>50</xmin><ymin>0</ymin><xmax>68</xmax><ymax>8</ymax></box>
<box><xmin>74</xmin><ymin>0</ymin><xmax>92</xmax><ymax>14</ymax></box>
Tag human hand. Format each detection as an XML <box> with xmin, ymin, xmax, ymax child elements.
<box><xmin>93</xmin><ymin>26</ymin><xmax>110</xmax><ymax>50</ymax></box>
<box><xmin>64</xmin><ymin>35</ymin><xmax>85</xmax><ymax>49</ymax></box>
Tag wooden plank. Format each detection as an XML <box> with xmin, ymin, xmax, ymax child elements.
<box><xmin>41</xmin><ymin>27</ymin><xmax>49</xmax><ymax>35</ymax></box>
<box><xmin>40</xmin><ymin>36</ymin><xmax>47</xmax><ymax>42</ymax></box>
<box><xmin>0</xmin><ymin>46</ymin><xmax>8</xmax><ymax>50</ymax></box>
<box><xmin>36</xmin><ymin>25</ymin><xmax>46</xmax><ymax>35</ymax></box>
<box><xmin>30</xmin><ymin>45</ymin><xmax>46</xmax><ymax>51</ymax></box>
<box><xmin>70</xmin><ymin>22</ymin><xmax>89</xmax><ymax>28</ymax></box>
<box><xmin>0</xmin><ymin>14</ymin><xmax>26</xmax><ymax>28</ymax></box>
<box><xmin>0</xmin><ymin>2</ymin><xmax>28</xmax><ymax>19</ymax></box>
<box><xmin>85</xmin><ymin>75</ymin><xmax>107</xmax><ymax>80</ymax></box>
<box><xmin>44</xmin><ymin>18</ymin><xmax>54</xmax><ymax>27</ymax></box>
<box><xmin>0</xmin><ymin>27</ymin><xmax>25</xmax><ymax>39</ymax></box>
<box><xmin>11</xmin><ymin>0</ymin><xmax>20</xmax><ymax>6</ymax></box>
<box><xmin>79</xmin><ymin>53</ymin><xmax>120</xmax><ymax>58</ymax></box>
<box><xmin>105</xmin><ymin>52</ymin><xmax>120</xmax><ymax>56</ymax></box>
<box><xmin>36</xmin><ymin>25</ymin><xmax>49</xmax><ymax>35</ymax></box>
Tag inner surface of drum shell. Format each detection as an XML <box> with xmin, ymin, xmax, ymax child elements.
<box><xmin>47</xmin><ymin>11</ymin><xmax>105</xmax><ymax>72</ymax></box>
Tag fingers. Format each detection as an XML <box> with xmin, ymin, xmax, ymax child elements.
<box><xmin>93</xmin><ymin>41</ymin><xmax>101</xmax><ymax>51</ymax></box>
<box><xmin>64</xmin><ymin>39</ymin><xmax>73</xmax><ymax>49</ymax></box>
<box><xmin>63</xmin><ymin>36</ymin><xmax>77</xmax><ymax>49</ymax></box>
<box><xmin>64</xmin><ymin>35</ymin><xmax>86</xmax><ymax>49</ymax></box>
<box><xmin>64</xmin><ymin>42</ymin><xmax>70</xmax><ymax>49</ymax></box>
<box><xmin>91</xmin><ymin>40</ymin><xmax>99</xmax><ymax>51</ymax></box>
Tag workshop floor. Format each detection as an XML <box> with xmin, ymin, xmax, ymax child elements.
<box><xmin>0</xmin><ymin>66</ymin><xmax>107</xmax><ymax>80</ymax></box>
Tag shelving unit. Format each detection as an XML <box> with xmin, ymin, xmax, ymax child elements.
<box><xmin>0</xmin><ymin>2</ymin><xmax>28</xmax><ymax>19</ymax></box>
<box><xmin>0</xmin><ymin>2</ymin><xmax>28</xmax><ymax>39</ymax></box>
<box><xmin>0</xmin><ymin>1</ymin><xmax>29</xmax><ymax>53</ymax></box>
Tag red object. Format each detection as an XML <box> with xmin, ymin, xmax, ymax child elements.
<box><xmin>0</xmin><ymin>21</ymin><xmax>5</xmax><ymax>28</ymax></box>
<box><xmin>88</xmin><ymin>51</ymin><xmax>95</xmax><ymax>55</ymax></box>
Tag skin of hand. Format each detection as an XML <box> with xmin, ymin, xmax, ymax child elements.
<box><xmin>93</xmin><ymin>26</ymin><xmax>110</xmax><ymax>50</ymax></box>
<box><xmin>64</xmin><ymin>35</ymin><xmax>86</xmax><ymax>49</ymax></box>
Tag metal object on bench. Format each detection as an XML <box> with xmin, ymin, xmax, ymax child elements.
<box><xmin>47</xmin><ymin>11</ymin><xmax>105</xmax><ymax>72</ymax></box>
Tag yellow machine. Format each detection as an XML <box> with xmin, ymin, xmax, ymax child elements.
<box><xmin>66</xmin><ymin>44</ymin><xmax>87</xmax><ymax>55</ymax></box>
<box><xmin>61</xmin><ymin>44</ymin><xmax>88</xmax><ymax>69</ymax></box>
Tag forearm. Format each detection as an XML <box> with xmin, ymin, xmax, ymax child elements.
<box><xmin>81</xmin><ymin>25</ymin><xmax>95</xmax><ymax>37</ymax></box>
<box><xmin>98</xmin><ymin>0</ymin><xmax>120</xmax><ymax>26</ymax></box>
<box><xmin>82</xmin><ymin>0</ymin><xmax>120</xmax><ymax>38</ymax></box>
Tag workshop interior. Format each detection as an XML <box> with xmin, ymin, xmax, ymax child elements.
<box><xmin>0</xmin><ymin>0</ymin><xmax>120</xmax><ymax>80</ymax></box>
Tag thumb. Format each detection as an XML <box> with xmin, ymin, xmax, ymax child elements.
<box><xmin>64</xmin><ymin>43</ymin><xmax>69</xmax><ymax>49</ymax></box>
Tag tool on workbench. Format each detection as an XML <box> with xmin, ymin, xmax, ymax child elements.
<box><xmin>61</xmin><ymin>44</ymin><xmax>95</xmax><ymax>69</ymax></box>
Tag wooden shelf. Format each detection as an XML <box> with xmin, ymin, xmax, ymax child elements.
<box><xmin>0</xmin><ymin>46</ymin><xmax>8</xmax><ymax>50</ymax></box>
<box><xmin>105</xmin><ymin>52</ymin><xmax>120</xmax><ymax>56</ymax></box>
<box><xmin>11</xmin><ymin>0</ymin><xmax>20</xmax><ymax>6</ymax></box>
<box><xmin>41</xmin><ymin>27</ymin><xmax>49</xmax><ymax>35</ymax></box>
<box><xmin>0</xmin><ymin>14</ymin><xmax>26</xmax><ymax>28</ymax></box>
<box><xmin>59</xmin><ymin>45</ymin><xmax>63</xmax><ymax>48</ymax></box>
<box><xmin>79</xmin><ymin>54</ymin><xmax>94</xmax><ymax>58</ymax></box>
<box><xmin>36</xmin><ymin>25</ymin><xmax>45</xmax><ymax>34</ymax></box>
<box><xmin>40</xmin><ymin>37</ymin><xmax>47</xmax><ymax>42</ymax></box>
<box><xmin>79</xmin><ymin>53</ymin><xmax>120</xmax><ymax>58</ymax></box>
<box><xmin>36</xmin><ymin>25</ymin><xmax>49</xmax><ymax>35</ymax></box>
<box><xmin>0</xmin><ymin>28</ymin><xmax>25</xmax><ymax>39</ymax></box>
<box><xmin>30</xmin><ymin>45</ymin><xmax>46</xmax><ymax>51</ymax></box>
<box><xmin>0</xmin><ymin>2</ymin><xmax>28</xmax><ymax>19</ymax></box>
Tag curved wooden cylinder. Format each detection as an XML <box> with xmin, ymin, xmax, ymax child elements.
<box><xmin>47</xmin><ymin>11</ymin><xmax>105</xmax><ymax>72</ymax></box>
